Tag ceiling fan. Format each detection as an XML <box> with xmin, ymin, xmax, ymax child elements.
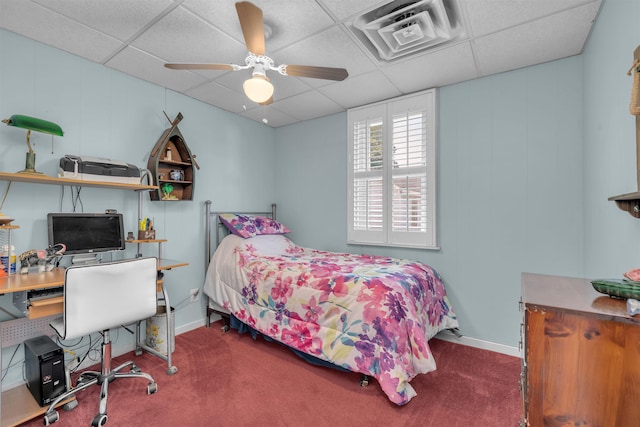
<box><xmin>165</xmin><ymin>1</ymin><xmax>349</xmax><ymax>105</ymax></box>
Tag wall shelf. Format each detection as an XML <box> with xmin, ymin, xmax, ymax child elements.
<box><xmin>147</xmin><ymin>112</ymin><xmax>197</xmax><ymax>202</ymax></box>
<box><xmin>0</xmin><ymin>172</ymin><xmax>157</xmax><ymax>191</ymax></box>
<box><xmin>611</xmin><ymin>46</ymin><xmax>640</xmax><ymax>218</ymax></box>
<box><xmin>609</xmin><ymin>191</ymin><xmax>640</xmax><ymax>218</ymax></box>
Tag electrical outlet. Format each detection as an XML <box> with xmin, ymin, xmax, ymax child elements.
<box><xmin>190</xmin><ymin>288</ymin><xmax>200</xmax><ymax>303</ymax></box>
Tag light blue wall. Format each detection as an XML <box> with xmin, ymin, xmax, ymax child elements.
<box><xmin>276</xmin><ymin>56</ymin><xmax>585</xmax><ymax>347</ymax></box>
<box><xmin>584</xmin><ymin>0</ymin><xmax>640</xmax><ymax>276</ymax></box>
<box><xmin>273</xmin><ymin>113</ymin><xmax>348</xmax><ymax>251</ymax></box>
<box><xmin>0</xmin><ymin>28</ymin><xmax>276</xmax><ymax>387</ymax></box>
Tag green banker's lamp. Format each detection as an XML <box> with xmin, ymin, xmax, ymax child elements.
<box><xmin>2</xmin><ymin>114</ymin><xmax>64</xmax><ymax>174</ymax></box>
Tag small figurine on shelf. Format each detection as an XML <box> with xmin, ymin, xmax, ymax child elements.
<box><xmin>161</xmin><ymin>183</ymin><xmax>177</xmax><ymax>200</ymax></box>
<box><xmin>164</xmin><ymin>147</ymin><xmax>172</xmax><ymax>161</ymax></box>
<box><xmin>18</xmin><ymin>243</ymin><xmax>66</xmax><ymax>274</ymax></box>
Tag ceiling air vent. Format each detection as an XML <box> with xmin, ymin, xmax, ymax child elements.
<box><xmin>350</xmin><ymin>0</ymin><xmax>466</xmax><ymax>63</ymax></box>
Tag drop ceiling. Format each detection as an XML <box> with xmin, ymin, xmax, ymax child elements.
<box><xmin>0</xmin><ymin>0</ymin><xmax>602</xmax><ymax>128</ymax></box>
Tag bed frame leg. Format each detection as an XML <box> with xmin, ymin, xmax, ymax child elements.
<box><xmin>360</xmin><ymin>375</ymin><xmax>369</xmax><ymax>387</ymax></box>
<box><xmin>219</xmin><ymin>314</ymin><xmax>230</xmax><ymax>332</ymax></box>
<box><xmin>206</xmin><ymin>307</ymin><xmax>212</xmax><ymax>328</ymax></box>
<box><xmin>448</xmin><ymin>328</ymin><xmax>462</xmax><ymax>338</ymax></box>
<box><xmin>206</xmin><ymin>307</ymin><xmax>230</xmax><ymax>332</ymax></box>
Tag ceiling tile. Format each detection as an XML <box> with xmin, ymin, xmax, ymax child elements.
<box><xmin>31</xmin><ymin>0</ymin><xmax>175</xmax><ymax>42</ymax></box>
<box><xmin>319</xmin><ymin>0</ymin><xmax>389</xmax><ymax>21</ymax></box>
<box><xmin>270</xmin><ymin>91</ymin><xmax>344</xmax><ymax>122</ymax></box>
<box><xmin>0</xmin><ymin>0</ymin><xmax>123</xmax><ymax>63</ymax></box>
<box><xmin>318</xmin><ymin>70</ymin><xmax>402</xmax><ymax>109</ymax></box>
<box><xmin>185</xmin><ymin>80</ymin><xmax>248</xmax><ymax>114</ymax></box>
<box><xmin>275</xmin><ymin>26</ymin><xmax>377</xmax><ymax>88</ymax></box>
<box><xmin>132</xmin><ymin>5</ymin><xmax>244</xmax><ymax>64</ymax></box>
<box><xmin>465</xmin><ymin>0</ymin><xmax>598</xmax><ymax>37</ymax></box>
<box><xmin>184</xmin><ymin>0</ymin><xmax>336</xmax><ymax>52</ymax></box>
<box><xmin>106</xmin><ymin>46</ymin><xmax>206</xmax><ymax>93</ymax></box>
<box><xmin>381</xmin><ymin>42</ymin><xmax>478</xmax><ymax>93</ymax></box>
<box><xmin>240</xmin><ymin>105</ymin><xmax>297</xmax><ymax>128</ymax></box>
<box><xmin>474</xmin><ymin>1</ymin><xmax>601</xmax><ymax>77</ymax></box>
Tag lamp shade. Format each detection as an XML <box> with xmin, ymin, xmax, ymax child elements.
<box><xmin>243</xmin><ymin>75</ymin><xmax>274</xmax><ymax>103</ymax></box>
<box><xmin>2</xmin><ymin>114</ymin><xmax>63</xmax><ymax>136</ymax></box>
<box><xmin>2</xmin><ymin>114</ymin><xmax>63</xmax><ymax>174</ymax></box>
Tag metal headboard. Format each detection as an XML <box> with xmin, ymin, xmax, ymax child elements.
<box><xmin>204</xmin><ymin>200</ymin><xmax>277</xmax><ymax>274</ymax></box>
<box><xmin>203</xmin><ymin>201</ymin><xmax>277</xmax><ymax>329</ymax></box>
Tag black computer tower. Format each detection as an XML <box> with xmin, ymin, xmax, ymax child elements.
<box><xmin>24</xmin><ymin>335</ymin><xmax>66</xmax><ymax>406</ymax></box>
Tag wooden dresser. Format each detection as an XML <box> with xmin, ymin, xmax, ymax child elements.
<box><xmin>521</xmin><ymin>273</ymin><xmax>640</xmax><ymax>427</ymax></box>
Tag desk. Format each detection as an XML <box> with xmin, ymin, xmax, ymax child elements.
<box><xmin>0</xmin><ymin>258</ymin><xmax>188</xmax><ymax>427</ymax></box>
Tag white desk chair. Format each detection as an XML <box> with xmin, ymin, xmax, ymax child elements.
<box><xmin>43</xmin><ymin>257</ymin><xmax>159</xmax><ymax>427</ymax></box>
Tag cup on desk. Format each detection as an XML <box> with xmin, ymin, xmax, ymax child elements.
<box><xmin>138</xmin><ymin>230</ymin><xmax>156</xmax><ymax>240</ymax></box>
<box><xmin>139</xmin><ymin>218</ymin><xmax>155</xmax><ymax>240</ymax></box>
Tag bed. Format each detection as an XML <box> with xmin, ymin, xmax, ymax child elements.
<box><xmin>202</xmin><ymin>201</ymin><xmax>459</xmax><ymax>405</ymax></box>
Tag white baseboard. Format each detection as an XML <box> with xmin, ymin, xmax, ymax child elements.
<box><xmin>175</xmin><ymin>319</ymin><xmax>206</xmax><ymax>336</ymax></box>
<box><xmin>435</xmin><ymin>330</ymin><xmax>522</xmax><ymax>358</ymax></box>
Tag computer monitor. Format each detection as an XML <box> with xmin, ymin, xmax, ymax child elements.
<box><xmin>47</xmin><ymin>213</ymin><xmax>125</xmax><ymax>264</ymax></box>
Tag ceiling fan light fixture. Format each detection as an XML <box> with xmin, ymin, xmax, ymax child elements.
<box><xmin>243</xmin><ymin>74</ymin><xmax>274</xmax><ymax>103</ymax></box>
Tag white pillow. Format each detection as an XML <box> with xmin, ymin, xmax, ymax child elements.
<box><xmin>242</xmin><ymin>234</ymin><xmax>293</xmax><ymax>256</ymax></box>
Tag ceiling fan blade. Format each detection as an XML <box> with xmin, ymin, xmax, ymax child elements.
<box><xmin>283</xmin><ymin>65</ymin><xmax>348</xmax><ymax>81</ymax></box>
<box><xmin>236</xmin><ymin>2</ymin><xmax>265</xmax><ymax>55</ymax></box>
<box><xmin>165</xmin><ymin>63</ymin><xmax>235</xmax><ymax>71</ymax></box>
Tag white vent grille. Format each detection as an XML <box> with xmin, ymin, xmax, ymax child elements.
<box><xmin>351</xmin><ymin>0</ymin><xmax>466</xmax><ymax>62</ymax></box>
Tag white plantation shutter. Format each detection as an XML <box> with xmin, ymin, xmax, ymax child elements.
<box><xmin>348</xmin><ymin>89</ymin><xmax>437</xmax><ymax>249</ymax></box>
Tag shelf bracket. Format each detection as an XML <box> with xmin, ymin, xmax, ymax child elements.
<box><xmin>611</xmin><ymin>198</ymin><xmax>640</xmax><ymax>218</ymax></box>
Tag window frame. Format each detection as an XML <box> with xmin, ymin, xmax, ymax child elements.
<box><xmin>347</xmin><ymin>89</ymin><xmax>438</xmax><ymax>250</ymax></box>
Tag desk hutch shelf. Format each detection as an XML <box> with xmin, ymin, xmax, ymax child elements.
<box><xmin>0</xmin><ymin>172</ymin><xmax>156</xmax><ymax>191</ymax></box>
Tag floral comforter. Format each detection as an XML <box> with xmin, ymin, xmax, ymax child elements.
<box><xmin>203</xmin><ymin>234</ymin><xmax>459</xmax><ymax>405</ymax></box>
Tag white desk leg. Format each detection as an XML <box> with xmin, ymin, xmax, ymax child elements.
<box><xmin>162</xmin><ymin>284</ymin><xmax>177</xmax><ymax>375</ymax></box>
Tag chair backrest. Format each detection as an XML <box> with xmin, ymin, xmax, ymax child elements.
<box><xmin>54</xmin><ymin>257</ymin><xmax>158</xmax><ymax>340</ymax></box>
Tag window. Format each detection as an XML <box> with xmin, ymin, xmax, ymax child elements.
<box><xmin>347</xmin><ymin>89</ymin><xmax>437</xmax><ymax>249</ymax></box>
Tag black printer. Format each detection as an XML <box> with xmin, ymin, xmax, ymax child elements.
<box><xmin>58</xmin><ymin>155</ymin><xmax>141</xmax><ymax>184</ymax></box>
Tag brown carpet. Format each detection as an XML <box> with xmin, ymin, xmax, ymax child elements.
<box><xmin>19</xmin><ymin>322</ymin><xmax>521</xmax><ymax>426</ymax></box>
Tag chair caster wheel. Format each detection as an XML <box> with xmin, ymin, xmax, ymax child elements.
<box><xmin>221</xmin><ymin>325</ymin><xmax>229</xmax><ymax>332</ymax></box>
<box><xmin>92</xmin><ymin>413</ymin><xmax>108</xmax><ymax>426</ymax></box>
<box><xmin>63</xmin><ymin>398</ymin><xmax>78</xmax><ymax>411</ymax></box>
<box><xmin>44</xmin><ymin>410</ymin><xmax>59</xmax><ymax>425</ymax></box>
<box><xmin>147</xmin><ymin>381</ymin><xmax>158</xmax><ymax>394</ymax></box>
<box><xmin>166</xmin><ymin>365</ymin><xmax>178</xmax><ymax>375</ymax></box>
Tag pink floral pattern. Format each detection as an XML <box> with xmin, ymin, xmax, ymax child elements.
<box><xmin>219</xmin><ymin>213</ymin><xmax>291</xmax><ymax>238</ymax></box>
<box><xmin>211</xmin><ymin>236</ymin><xmax>458</xmax><ymax>405</ymax></box>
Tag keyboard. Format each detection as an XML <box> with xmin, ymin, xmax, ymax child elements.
<box><xmin>28</xmin><ymin>287</ymin><xmax>64</xmax><ymax>301</ymax></box>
